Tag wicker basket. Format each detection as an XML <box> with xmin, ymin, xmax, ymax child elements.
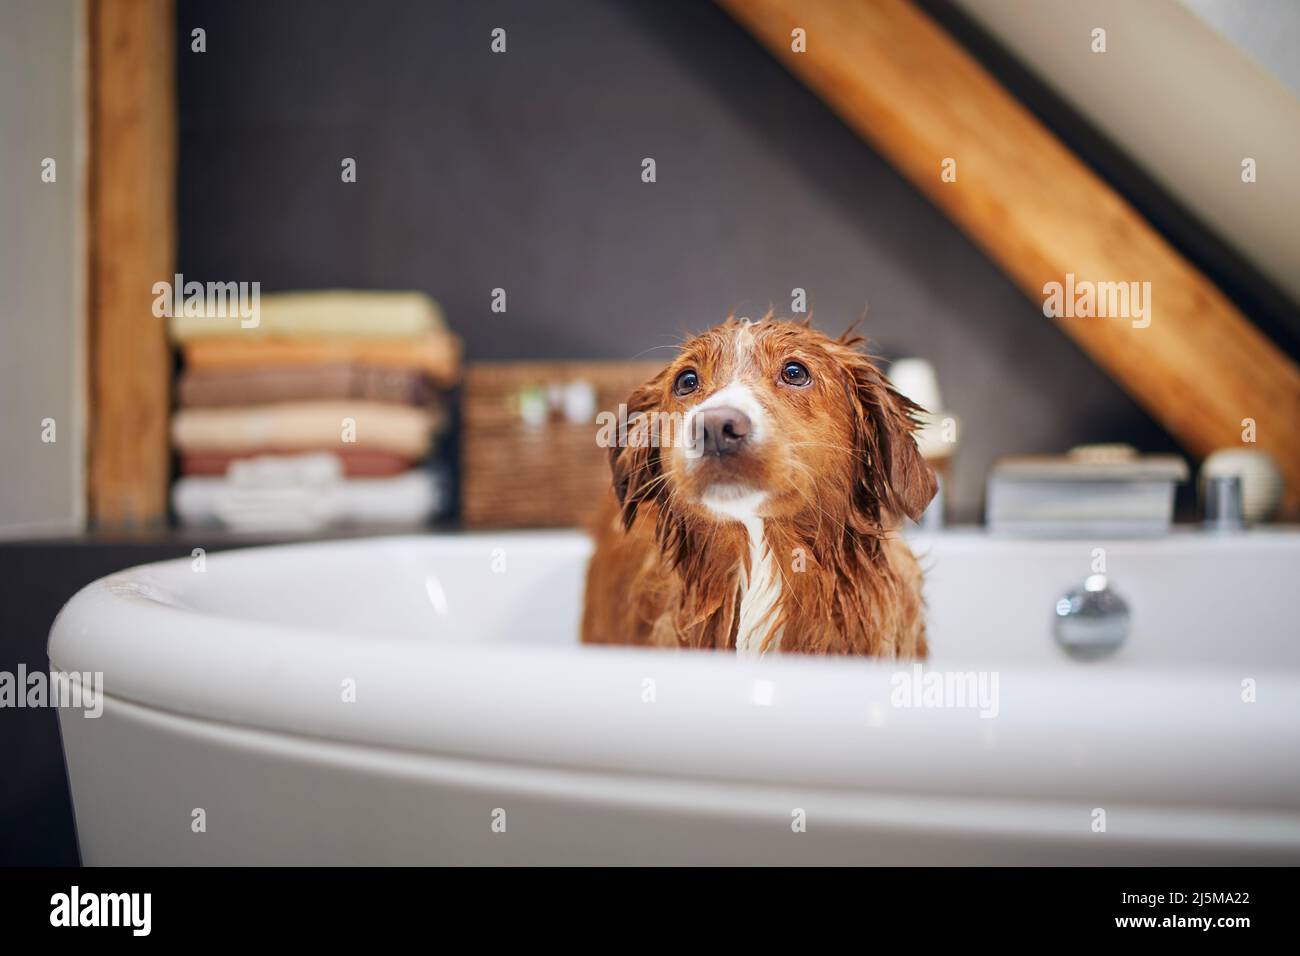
<box><xmin>460</xmin><ymin>361</ymin><xmax>662</xmax><ymax>529</ymax></box>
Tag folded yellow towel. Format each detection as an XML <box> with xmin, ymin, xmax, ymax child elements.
<box><xmin>171</xmin><ymin>400</ymin><xmax>441</xmax><ymax>458</ymax></box>
<box><xmin>169</xmin><ymin>290</ymin><xmax>444</xmax><ymax>341</ymax></box>
<box><xmin>182</xmin><ymin>332</ymin><xmax>461</xmax><ymax>387</ymax></box>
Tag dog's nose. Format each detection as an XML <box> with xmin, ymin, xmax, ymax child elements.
<box><xmin>695</xmin><ymin>406</ymin><xmax>752</xmax><ymax>456</ymax></box>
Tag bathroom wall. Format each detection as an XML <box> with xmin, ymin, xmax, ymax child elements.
<box><xmin>175</xmin><ymin>0</ymin><xmax>1193</xmax><ymax>522</ymax></box>
<box><xmin>0</xmin><ymin>0</ymin><xmax>86</xmax><ymax>539</ymax></box>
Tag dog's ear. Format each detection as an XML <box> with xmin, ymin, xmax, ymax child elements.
<box><xmin>610</xmin><ymin>369</ymin><xmax>668</xmax><ymax>529</ymax></box>
<box><xmin>844</xmin><ymin>353</ymin><xmax>938</xmax><ymax>524</ymax></box>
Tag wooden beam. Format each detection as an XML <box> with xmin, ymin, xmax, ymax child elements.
<box><xmin>88</xmin><ymin>0</ymin><xmax>175</xmax><ymax>527</ymax></box>
<box><xmin>719</xmin><ymin>0</ymin><xmax>1300</xmax><ymax>515</ymax></box>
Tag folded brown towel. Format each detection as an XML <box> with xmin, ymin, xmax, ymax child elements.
<box><xmin>180</xmin><ymin>448</ymin><xmax>418</xmax><ymax>478</ymax></box>
<box><xmin>177</xmin><ymin>363</ymin><xmax>440</xmax><ymax>408</ymax></box>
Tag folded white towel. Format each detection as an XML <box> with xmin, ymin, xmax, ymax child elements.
<box><xmin>173</xmin><ymin>463</ymin><xmax>446</xmax><ymax>532</ymax></box>
<box><xmin>226</xmin><ymin>452</ymin><xmax>342</xmax><ymax>488</ymax></box>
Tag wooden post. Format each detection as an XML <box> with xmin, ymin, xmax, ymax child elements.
<box><xmin>719</xmin><ymin>0</ymin><xmax>1300</xmax><ymax>515</ymax></box>
<box><xmin>88</xmin><ymin>0</ymin><xmax>175</xmax><ymax>527</ymax></box>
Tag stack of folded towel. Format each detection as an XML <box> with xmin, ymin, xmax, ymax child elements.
<box><xmin>170</xmin><ymin>291</ymin><xmax>460</xmax><ymax>531</ymax></box>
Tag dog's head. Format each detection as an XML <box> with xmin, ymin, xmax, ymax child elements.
<box><xmin>611</xmin><ymin>316</ymin><xmax>937</xmax><ymax>535</ymax></box>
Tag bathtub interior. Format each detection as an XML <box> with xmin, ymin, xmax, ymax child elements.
<box><xmin>147</xmin><ymin>528</ymin><xmax>1300</xmax><ymax>669</ymax></box>
<box><xmin>161</xmin><ymin>531</ymin><xmax>592</xmax><ymax>644</ymax></box>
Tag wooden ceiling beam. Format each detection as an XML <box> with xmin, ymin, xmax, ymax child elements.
<box><xmin>719</xmin><ymin>0</ymin><xmax>1300</xmax><ymax>515</ymax></box>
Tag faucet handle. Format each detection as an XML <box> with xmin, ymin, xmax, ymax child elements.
<box><xmin>1053</xmin><ymin>574</ymin><xmax>1129</xmax><ymax>660</ymax></box>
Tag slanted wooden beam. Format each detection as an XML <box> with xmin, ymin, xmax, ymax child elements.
<box><xmin>719</xmin><ymin>0</ymin><xmax>1300</xmax><ymax>515</ymax></box>
<box><xmin>88</xmin><ymin>0</ymin><xmax>175</xmax><ymax>527</ymax></box>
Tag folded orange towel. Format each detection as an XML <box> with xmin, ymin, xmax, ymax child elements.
<box><xmin>182</xmin><ymin>334</ymin><xmax>460</xmax><ymax>388</ymax></box>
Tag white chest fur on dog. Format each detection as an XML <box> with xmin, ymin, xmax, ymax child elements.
<box><xmin>697</xmin><ymin>490</ymin><xmax>784</xmax><ymax>654</ymax></box>
<box><xmin>736</xmin><ymin>515</ymin><xmax>783</xmax><ymax>655</ymax></box>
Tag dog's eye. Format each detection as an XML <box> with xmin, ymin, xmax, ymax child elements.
<box><xmin>673</xmin><ymin>369</ymin><xmax>700</xmax><ymax>396</ymax></box>
<box><xmin>780</xmin><ymin>361</ymin><xmax>811</xmax><ymax>387</ymax></box>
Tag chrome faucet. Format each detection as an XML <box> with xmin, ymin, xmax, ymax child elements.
<box><xmin>1202</xmin><ymin>474</ymin><xmax>1245</xmax><ymax>532</ymax></box>
<box><xmin>1053</xmin><ymin>574</ymin><xmax>1129</xmax><ymax>659</ymax></box>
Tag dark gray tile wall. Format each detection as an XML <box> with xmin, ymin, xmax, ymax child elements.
<box><xmin>176</xmin><ymin>0</ymin><xmax>1184</xmax><ymax>522</ymax></box>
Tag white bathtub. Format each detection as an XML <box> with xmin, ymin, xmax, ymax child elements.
<box><xmin>49</xmin><ymin>528</ymin><xmax>1300</xmax><ymax>864</ymax></box>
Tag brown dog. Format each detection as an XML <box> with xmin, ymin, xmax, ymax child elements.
<box><xmin>581</xmin><ymin>316</ymin><xmax>937</xmax><ymax>657</ymax></box>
